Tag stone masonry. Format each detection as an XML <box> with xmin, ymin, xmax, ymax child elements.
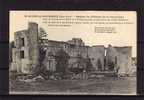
<box><xmin>10</xmin><ymin>22</ymin><xmax>133</xmax><ymax>76</ymax></box>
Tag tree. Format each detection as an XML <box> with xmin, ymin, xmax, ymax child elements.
<box><xmin>55</xmin><ymin>49</ymin><xmax>70</xmax><ymax>77</ymax></box>
<box><xmin>39</xmin><ymin>27</ymin><xmax>48</xmax><ymax>39</ymax></box>
<box><xmin>32</xmin><ymin>27</ymin><xmax>48</xmax><ymax>77</ymax></box>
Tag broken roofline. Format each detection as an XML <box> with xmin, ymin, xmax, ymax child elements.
<box><xmin>42</xmin><ymin>39</ymin><xmax>132</xmax><ymax>48</ymax></box>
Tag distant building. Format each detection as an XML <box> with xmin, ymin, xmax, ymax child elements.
<box><xmin>10</xmin><ymin>22</ymin><xmax>133</xmax><ymax>76</ymax></box>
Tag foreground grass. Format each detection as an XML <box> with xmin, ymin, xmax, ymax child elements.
<box><xmin>9</xmin><ymin>77</ymin><xmax>136</xmax><ymax>95</ymax></box>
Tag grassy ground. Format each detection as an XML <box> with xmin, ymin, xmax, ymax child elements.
<box><xmin>9</xmin><ymin>77</ymin><xmax>136</xmax><ymax>95</ymax></box>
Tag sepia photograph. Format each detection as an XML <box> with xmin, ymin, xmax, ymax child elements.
<box><xmin>9</xmin><ymin>11</ymin><xmax>137</xmax><ymax>95</ymax></box>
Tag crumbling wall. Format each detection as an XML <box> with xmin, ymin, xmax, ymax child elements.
<box><xmin>106</xmin><ymin>45</ymin><xmax>118</xmax><ymax>71</ymax></box>
<box><xmin>11</xmin><ymin>22</ymin><xmax>39</xmax><ymax>74</ymax></box>
<box><xmin>65</xmin><ymin>43</ymin><xmax>88</xmax><ymax>69</ymax></box>
<box><xmin>11</xmin><ymin>48</ymin><xmax>21</xmax><ymax>72</ymax></box>
<box><xmin>115</xmin><ymin>47</ymin><xmax>132</xmax><ymax>75</ymax></box>
<box><xmin>43</xmin><ymin>51</ymin><xmax>56</xmax><ymax>72</ymax></box>
<box><xmin>44</xmin><ymin>40</ymin><xmax>105</xmax><ymax>71</ymax></box>
<box><xmin>11</xmin><ymin>30</ymin><xmax>30</xmax><ymax>73</ymax></box>
<box><xmin>44</xmin><ymin>40</ymin><xmax>88</xmax><ymax>70</ymax></box>
<box><xmin>28</xmin><ymin>22</ymin><xmax>39</xmax><ymax>69</ymax></box>
<box><xmin>106</xmin><ymin>45</ymin><xmax>132</xmax><ymax>75</ymax></box>
<box><xmin>67</xmin><ymin>38</ymin><xmax>85</xmax><ymax>46</ymax></box>
<box><xmin>88</xmin><ymin>46</ymin><xmax>105</xmax><ymax>70</ymax></box>
<box><xmin>11</xmin><ymin>22</ymin><xmax>133</xmax><ymax>76</ymax></box>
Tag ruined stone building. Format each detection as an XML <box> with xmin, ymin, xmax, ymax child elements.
<box><xmin>10</xmin><ymin>22</ymin><xmax>133</xmax><ymax>76</ymax></box>
<box><xmin>10</xmin><ymin>22</ymin><xmax>39</xmax><ymax>73</ymax></box>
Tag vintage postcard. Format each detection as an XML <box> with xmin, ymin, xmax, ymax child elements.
<box><xmin>9</xmin><ymin>11</ymin><xmax>137</xmax><ymax>95</ymax></box>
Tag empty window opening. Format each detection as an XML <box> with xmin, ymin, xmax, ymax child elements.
<box><xmin>21</xmin><ymin>38</ymin><xmax>25</xmax><ymax>46</ymax></box>
<box><xmin>20</xmin><ymin>50</ymin><xmax>24</xmax><ymax>59</ymax></box>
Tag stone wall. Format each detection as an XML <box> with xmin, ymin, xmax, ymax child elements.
<box><xmin>115</xmin><ymin>47</ymin><xmax>132</xmax><ymax>75</ymax></box>
<box><xmin>67</xmin><ymin>38</ymin><xmax>85</xmax><ymax>46</ymax></box>
<box><xmin>43</xmin><ymin>39</ymin><xmax>105</xmax><ymax>72</ymax></box>
<box><xmin>28</xmin><ymin>22</ymin><xmax>39</xmax><ymax>68</ymax></box>
<box><xmin>11</xmin><ymin>22</ymin><xmax>133</xmax><ymax>76</ymax></box>
<box><xmin>106</xmin><ymin>45</ymin><xmax>132</xmax><ymax>75</ymax></box>
<box><xmin>11</xmin><ymin>22</ymin><xmax>39</xmax><ymax>74</ymax></box>
<box><xmin>105</xmin><ymin>45</ymin><xmax>118</xmax><ymax>71</ymax></box>
<box><xmin>11</xmin><ymin>30</ymin><xmax>30</xmax><ymax>73</ymax></box>
<box><xmin>88</xmin><ymin>46</ymin><xmax>105</xmax><ymax>70</ymax></box>
<box><xmin>12</xmin><ymin>34</ymin><xmax>132</xmax><ymax>75</ymax></box>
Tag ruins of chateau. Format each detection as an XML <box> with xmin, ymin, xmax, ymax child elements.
<box><xmin>10</xmin><ymin>22</ymin><xmax>133</xmax><ymax>76</ymax></box>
